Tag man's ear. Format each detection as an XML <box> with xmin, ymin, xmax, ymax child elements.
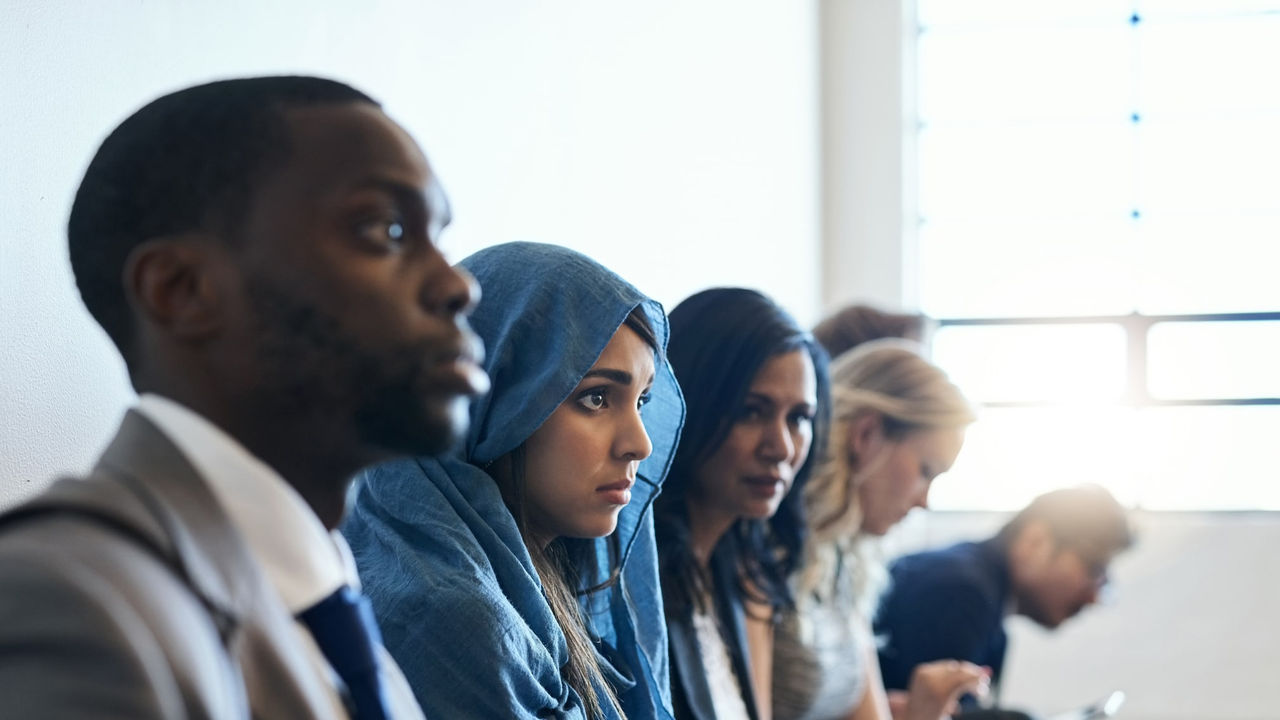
<box><xmin>1011</xmin><ymin>519</ymin><xmax>1055</xmax><ymax>574</ymax></box>
<box><xmin>123</xmin><ymin>236</ymin><xmax>228</xmax><ymax>342</ymax></box>
<box><xmin>847</xmin><ymin>410</ymin><xmax>885</xmax><ymax>460</ymax></box>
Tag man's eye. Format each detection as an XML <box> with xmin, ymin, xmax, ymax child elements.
<box><xmin>356</xmin><ymin>218</ymin><xmax>406</xmax><ymax>248</ymax></box>
<box><xmin>637</xmin><ymin>392</ymin><xmax>652</xmax><ymax>411</ymax></box>
<box><xmin>577</xmin><ymin>389</ymin><xmax>608</xmax><ymax>411</ymax></box>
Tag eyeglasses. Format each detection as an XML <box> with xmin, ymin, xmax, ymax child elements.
<box><xmin>1072</xmin><ymin>550</ymin><xmax>1113</xmax><ymax>588</ymax></box>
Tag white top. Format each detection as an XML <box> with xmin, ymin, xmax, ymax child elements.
<box><xmin>136</xmin><ymin>394</ymin><xmax>425</xmax><ymax>720</ymax></box>
<box><xmin>771</xmin><ymin>597</ymin><xmax>868</xmax><ymax>720</ymax></box>
<box><xmin>691</xmin><ymin>603</ymin><xmax>752</xmax><ymax>720</ymax></box>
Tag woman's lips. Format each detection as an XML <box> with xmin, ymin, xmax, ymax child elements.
<box><xmin>596</xmin><ymin>478</ymin><xmax>635</xmax><ymax>506</ymax></box>
<box><xmin>742</xmin><ymin>475</ymin><xmax>784</xmax><ymax>499</ymax></box>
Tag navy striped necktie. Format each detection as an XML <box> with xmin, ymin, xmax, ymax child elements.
<box><xmin>297</xmin><ymin>586</ymin><xmax>393</xmax><ymax>720</ymax></box>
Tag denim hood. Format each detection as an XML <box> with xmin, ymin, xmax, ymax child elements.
<box><xmin>344</xmin><ymin>242</ymin><xmax>683</xmax><ymax>719</ymax></box>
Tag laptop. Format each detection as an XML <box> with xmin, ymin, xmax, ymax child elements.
<box><xmin>1047</xmin><ymin>691</ymin><xmax>1126</xmax><ymax>720</ymax></box>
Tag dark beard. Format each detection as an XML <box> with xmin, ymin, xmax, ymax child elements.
<box><xmin>242</xmin><ymin>274</ymin><xmax>465</xmax><ymax>460</ymax></box>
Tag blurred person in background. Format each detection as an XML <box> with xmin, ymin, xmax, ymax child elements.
<box><xmin>875</xmin><ymin>485</ymin><xmax>1134</xmax><ymax>712</ymax></box>
<box><xmin>812</xmin><ymin>304</ymin><xmax>929</xmax><ymax>361</ymax></box>
<box><xmin>773</xmin><ymin>339</ymin><xmax>986</xmax><ymax>720</ymax></box>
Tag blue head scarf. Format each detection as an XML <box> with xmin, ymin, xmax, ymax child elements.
<box><xmin>343</xmin><ymin>242</ymin><xmax>683</xmax><ymax>720</ymax></box>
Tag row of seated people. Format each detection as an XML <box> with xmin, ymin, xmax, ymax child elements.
<box><xmin>0</xmin><ymin>74</ymin><xmax>1131</xmax><ymax>720</ymax></box>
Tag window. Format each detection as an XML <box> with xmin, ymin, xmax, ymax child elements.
<box><xmin>914</xmin><ymin>0</ymin><xmax>1280</xmax><ymax>510</ymax></box>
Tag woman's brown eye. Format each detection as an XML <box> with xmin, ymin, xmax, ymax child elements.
<box><xmin>577</xmin><ymin>389</ymin><xmax>608</xmax><ymax>411</ymax></box>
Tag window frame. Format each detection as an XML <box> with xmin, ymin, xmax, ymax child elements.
<box><xmin>935</xmin><ymin>311</ymin><xmax>1280</xmax><ymax>408</ymax></box>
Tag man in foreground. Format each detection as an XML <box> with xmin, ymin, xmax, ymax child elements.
<box><xmin>0</xmin><ymin>76</ymin><xmax>488</xmax><ymax>718</ymax></box>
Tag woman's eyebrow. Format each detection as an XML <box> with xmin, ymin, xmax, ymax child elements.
<box><xmin>582</xmin><ymin>368</ymin><xmax>633</xmax><ymax>385</ymax></box>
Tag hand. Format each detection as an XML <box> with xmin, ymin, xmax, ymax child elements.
<box><xmin>903</xmin><ymin>660</ymin><xmax>990</xmax><ymax>720</ymax></box>
<box><xmin>887</xmin><ymin>690</ymin><xmax>910</xmax><ymax>720</ymax></box>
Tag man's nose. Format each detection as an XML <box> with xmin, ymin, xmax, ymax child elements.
<box><xmin>423</xmin><ymin>258</ymin><xmax>480</xmax><ymax>318</ymax></box>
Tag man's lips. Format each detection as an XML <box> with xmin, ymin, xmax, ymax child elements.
<box><xmin>446</xmin><ymin>356</ymin><xmax>490</xmax><ymax>394</ymax></box>
<box><xmin>429</xmin><ymin>334</ymin><xmax>489</xmax><ymax>395</ymax></box>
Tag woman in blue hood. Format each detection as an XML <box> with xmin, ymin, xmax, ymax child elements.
<box><xmin>343</xmin><ymin>242</ymin><xmax>684</xmax><ymax>720</ymax></box>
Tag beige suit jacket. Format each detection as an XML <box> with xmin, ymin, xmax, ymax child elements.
<box><xmin>0</xmin><ymin>411</ymin><xmax>338</xmax><ymax>719</ymax></box>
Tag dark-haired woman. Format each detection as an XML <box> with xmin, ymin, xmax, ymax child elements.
<box><xmin>343</xmin><ymin>242</ymin><xmax>684</xmax><ymax>719</ymax></box>
<box><xmin>655</xmin><ymin>287</ymin><xmax>830</xmax><ymax>720</ymax></box>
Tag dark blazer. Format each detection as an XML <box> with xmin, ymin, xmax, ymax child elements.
<box><xmin>874</xmin><ymin>539</ymin><xmax>1011</xmax><ymax>700</ymax></box>
<box><xmin>0</xmin><ymin>411</ymin><xmax>335</xmax><ymax>719</ymax></box>
<box><xmin>666</xmin><ymin>548</ymin><xmax>761</xmax><ymax>720</ymax></box>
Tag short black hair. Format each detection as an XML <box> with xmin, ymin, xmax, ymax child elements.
<box><xmin>68</xmin><ymin>75</ymin><xmax>379</xmax><ymax>363</ymax></box>
<box><xmin>656</xmin><ymin>287</ymin><xmax>831</xmax><ymax>617</ymax></box>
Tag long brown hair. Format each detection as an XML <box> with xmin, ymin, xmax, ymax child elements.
<box><xmin>494</xmin><ymin>306</ymin><xmax>657</xmax><ymax>719</ymax></box>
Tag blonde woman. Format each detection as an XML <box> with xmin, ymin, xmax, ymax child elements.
<box><xmin>772</xmin><ymin>339</ymin><xmax>987</xmax><ymax>720</ymax></box>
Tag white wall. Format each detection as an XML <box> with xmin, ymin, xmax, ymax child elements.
<box><xmin>818</xmin><ymin>0</ymin><xmax>920</xmax><ymax>312</ymax></box>
<box><xmin>0</xmin><ymin>0</ymin><xmax>820</xmax><ymax>505</ymax></box>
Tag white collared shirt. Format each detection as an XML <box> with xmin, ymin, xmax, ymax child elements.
<box><xmin>136</xmin><ymin>394</ymin><xmax>424</xmax><ymax>720</ymax></box>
